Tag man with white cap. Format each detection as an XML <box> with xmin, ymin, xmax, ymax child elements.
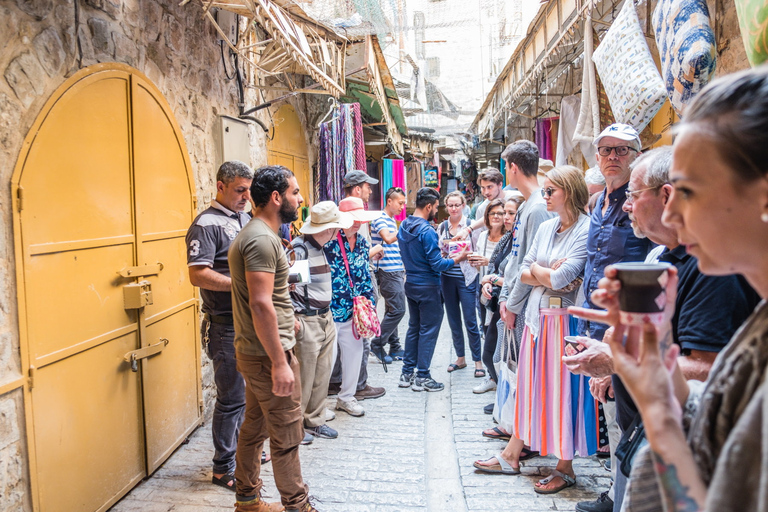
<box><xmin>289</xmin><ymin>202</ymin><xmax>354</xmax><ymax>442</ymax></box>
<box><xmin>573</xmin><ymin>123</ymin><xmax>654</xmax><ymax>512</ymax></box>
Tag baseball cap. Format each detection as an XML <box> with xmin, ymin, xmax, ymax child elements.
<box><xmin>593</xmin><ymin>123</ymin><xmax>641</xmax><ymax>150</ymax></box>
<box><xmin>343</xmin><ymin>170</ymin><xmax>379</xmax><ymax>187</ymax></box>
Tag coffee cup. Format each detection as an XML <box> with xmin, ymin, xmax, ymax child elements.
<box><xmin>611</xmin><ymin>262</ymin><xmax>672</xmax><ymax>325</ymax></box>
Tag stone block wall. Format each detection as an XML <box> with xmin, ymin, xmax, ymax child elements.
<box><xmin>0</xmin><ymin>1</ymin><xmax>275</xmax><ymax>508</ymax></box>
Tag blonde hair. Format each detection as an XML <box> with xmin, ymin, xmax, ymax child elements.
<box><xmin>545</xmin><ymin>165</ymin><xmax>589</xmax><ymax>221</ymax></box>
<box><xmin>444</xmin><ymin>191</ymin><xmax>466</xmax><ymax>206</ymax></box>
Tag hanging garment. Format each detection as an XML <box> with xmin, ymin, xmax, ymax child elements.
<box><xmin>557</xmin><ymin>95</ymin><xmax>597</xmax><ymax>167</ymax></box>
<box><xmin>574</xmin><ymin>13</ymin><xmax>601</xmax><ymax>144</ymax></box>
<box><xmin>535</xmin><ymin>118</ymin><xmax>558</xmax><ymax>162</ymax></box>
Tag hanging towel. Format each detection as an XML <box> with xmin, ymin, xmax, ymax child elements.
<box><xmin>557</xmin><ymin>96</ymin><xmax>597</xmax><ymax>167</ymax></box>
<box><xmin>391</xmin><ymin>159</ymin><xmax>407</xmax><ymax>222</ymax></box>
<box><xmin>536</xmin><ymin>118</ymin><xmax>557</xmax><ymax>162</ymax></box>
<box><xmin>574</xmin><ymin>13</ymin><xmax>600</xmax><ymax>143</ymax></box>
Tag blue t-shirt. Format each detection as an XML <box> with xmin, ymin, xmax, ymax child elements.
<box><xmin>371</xmin><ymin>212</ymin><xmax>405</xmax><ymax>273</ymax></box>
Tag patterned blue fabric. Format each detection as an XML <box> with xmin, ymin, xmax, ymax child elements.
<box><xmin>324</xmin><ymin>231</ymin><xmax>375</xmax><ymax>322</ymax></box>
<box><xmin>653</xmin><ymin>0</ymin><xmax>717</xmax><ymax>116</ymax></box>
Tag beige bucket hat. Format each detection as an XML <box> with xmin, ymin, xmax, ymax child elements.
<box><xmin>299</xmin><ymin>201</ymin><xmax>354</xmax><ymax>234</ymax></box>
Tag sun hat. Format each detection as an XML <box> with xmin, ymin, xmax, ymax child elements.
<box><xmin>299</xmin><ymin>201</ymin><xmax>354</xmax><ymax>234</ymax></box>
<box><xmin>338</xmin><ymin>197</ymin><xmax>382</xmax><ymax>223</ymax></box>
<box><xmin>343</xmin><ymin>170</ymin><xmax>379</xmax><ymax>187</ymax></box>
<box><xmin>593</xmin><ymin>123</ymin><xmax>641</xmax><ymax>150</ymax></box>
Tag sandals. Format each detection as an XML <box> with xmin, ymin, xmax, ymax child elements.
<box><xmin>212</xmin><ymin>472</ymin><xmax>236</xmax><ymax>491</ymax></box>
<box><xmin>447</xmin><ymin>363</ymin><xmax>467</xmax><ymax>372</ymax></box>
<box><xmin>473</xmin><ymin>453</ymin><xmax>521</xmax><ymax>475</ymax></box>
<box><xmin>534</xmin><ymin>469</ymin><xmax>576</xmax><ymax>494</ymax></box>
<box><xmin>519</xmin><ymin>447</ymin><xmax>540</xmax><ymax>461</ymax></box>
<box><xmin>482</xmin><ymin>427</ymin><xmax>511</xmax><ymax>440</ymax></box>
<box><xmin>474</xmin><ymin>368</ymin><xmax>486</xmax><ymax>378</ymax></box>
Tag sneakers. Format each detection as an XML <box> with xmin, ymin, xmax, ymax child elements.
<box><xmin>336</xmin><ymin>397</ymin><xmax>365</xmax><ymax>417</ymax></box>
<box><xmin>234</xmin><ymin>497</ymin><xmax>284</xmax><ymax>512</ymax></box>
<box><xmin>575</xmin><ymin>491</ymin><xmax>614</xmax><ymax>512</ymax></box>
<box><xmin>399</xmin><ymin>372</ymin><xmax>414</xmax><ymax>388</ymax></box>
<box><xmin>354</xmin><ymin>384</ymin><xmax>386</xmax><ymax>400</ymax></box>
<box><xmin>412</xmin><ymin>376</ymin><xmax>444</xmax><ymax>392</ymax></box>
<box><xmin>473</xmin><ymin>377</ymin><xmax>497</xmax><ymax>394</ymax></box>
<box><xmin>389</xmin><ymin>348</ymin><xmax>404</xmax><ymax>360</ymax></box>
<box><xmin>325</xmin><ymin>408</ymin><xmax>335</xmax><ymax>422</ymax></box>
<box><xmin>305</xmin><ymin>424</ymin><xmax>338</xmax><ymax>439</ymax></box>
<box><xmin>300</xmin><ymin>431</ymin><xmax>314</xmax><ymax>445</ymax></box>
<box><xmin>371</xmin><ymin>346</ymin><xmax>393</xmax><ymax>364</ymax></box>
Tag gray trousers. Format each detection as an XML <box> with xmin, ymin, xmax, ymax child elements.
<box><xmin>371</xmin><ymin>269</ymin><xmax>406</xmax><ymax>352</ymax></box>
<box><xmin>330</xmin><ymin>337</ymin><xmax>369</xmax><ymax>391</ymax></box>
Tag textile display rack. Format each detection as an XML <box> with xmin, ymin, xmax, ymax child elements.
<box><xmin>316</xmin><ymin>102</ymin><xmax>366</xmax><ymax>203</ymax></box>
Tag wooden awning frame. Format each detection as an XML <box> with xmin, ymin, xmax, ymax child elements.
<box><xmin>185</xmin><ymin>0</ymin><xmax>348</xmax><ymax>98</ymax></box>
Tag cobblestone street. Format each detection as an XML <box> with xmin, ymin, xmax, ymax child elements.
<box><xmin>111</xmin><ymin>314</ymin><xmax>610</xmax><ymax>512</ymax></box>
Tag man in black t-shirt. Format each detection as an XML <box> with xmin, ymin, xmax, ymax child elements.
<box><xmin>566</xmin><ymin>147</ymin><xmax>760</xmax><ymax>512</ymax></box>
<box><xmin>186</xmin><ymin>161</ymin><xmax>255</xmax><ymax>491</ymax></box>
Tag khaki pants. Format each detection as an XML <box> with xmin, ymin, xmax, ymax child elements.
<box><xmin>295</xmin><ymin>310</ymin><xmax>336</xmax><ymax>427</ymax></box>
<box><xmin>234</xmin><ymin>350</ymin><xmax>308</xmax><ymax>508</ymax></box>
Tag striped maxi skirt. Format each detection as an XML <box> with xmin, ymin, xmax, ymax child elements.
<box><xmin>511</xmin><ymin>307</ymin><xmax>599</xmax><ymax>460</ymax></box>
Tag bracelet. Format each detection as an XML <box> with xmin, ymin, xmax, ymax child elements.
<box><xmin>466</xmin><ymin>225</ymin><xmax>473</xmax><ymax>233</ymax></box>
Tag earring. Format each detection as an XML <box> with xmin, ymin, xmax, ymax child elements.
<box><xmin>762</xmin><ymin>213</ymin><xmax>768</xmax><ymax>223</ymax></box>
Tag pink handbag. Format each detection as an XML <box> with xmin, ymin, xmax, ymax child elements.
<box><xmin>337</xmin><ymin>233</ymin><xmax>381</xmax><ymax>340</ymax></box>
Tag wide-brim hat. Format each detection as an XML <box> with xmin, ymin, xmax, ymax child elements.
<box><xmin>338</xmin><ymin>196</ymin><xmax>382</xmax><ymax>223</ymax></box>
<box><xmin>300</xmin><ymin>201</ymin><xmax>354</xmax><ymax>234</ymax></box>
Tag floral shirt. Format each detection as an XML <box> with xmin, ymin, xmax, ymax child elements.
<box><xmin>324</xmin><ymin>231</ymin><xmax>375</xmax><ymax>322</ymax></box>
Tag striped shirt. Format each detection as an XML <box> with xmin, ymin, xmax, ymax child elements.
<box><xmin>289</xmin><ymin>235</ymin><xmax>332</xmax><ymax>312</ymax></box>
<box><xmin>371</xmin><ymin>212</ymin><xmax>404</xmax><ymax>272</ymax></box>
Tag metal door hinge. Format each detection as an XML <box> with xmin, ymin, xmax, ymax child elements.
<box><xmin>28</xmin><ymin>365</ymin><xmax>36</xmax><ymax>389</ymax></box>
<box><xmin>118</xmin><ymin>262</ymin><xmax>164</xmax><ymax>278</ymax></box>
<box><xmin>124</xmin><ymin>338</ymin><xmax>169</xmax><ymax>372</ymax></box>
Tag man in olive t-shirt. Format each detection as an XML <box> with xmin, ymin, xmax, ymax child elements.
<box><xmin>228</xmin><ymin>165</ymin><xmax>317</xmax><ymax>512</ymax></box>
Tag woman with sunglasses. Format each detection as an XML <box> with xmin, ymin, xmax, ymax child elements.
<box><xmin>474</xmin><ymin>166</ymin><xmax>595</xmax><ymax>493</ymax></box>
<box><xmin>471</xmin><ymin>198</ymin><xmax>508</xmax><ymax>389</ymax></box>
<box><xmin>573</xmin><ymin>68</ymin><xmax>768</xmax><ymax>512</ymax></box>
<box><xmin>437</xmin><ymin>191</ymin><xmax>484</xmax><ymax>375</ymax></box>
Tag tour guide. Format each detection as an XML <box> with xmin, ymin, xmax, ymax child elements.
<box><xmin>397</xmin><ymin>187</ymin><xmax>469</xmax><ymax>392</ymax></box>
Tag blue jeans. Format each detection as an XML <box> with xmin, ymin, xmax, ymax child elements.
<box><xmin>441</xmin><ymin>273</ymin><xmax>481</xmax><ymax>361</ymax></box>
<box><xmin>203</xmin><ymin>318</ymin><xmax>246</xmax><ymax>474</ymax></box>
<box><xmin>372</xmin><ymin>270</ymin><xmax>406</xmax><ymax>352</ymax></box>
<box><xmin>402</xmin><ymin>283</ymin><xmax>444</xmax><ymax>379</ymax></box>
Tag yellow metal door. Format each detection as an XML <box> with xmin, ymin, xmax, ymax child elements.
<box><xmin>11</xmin><ymin>64</ymin><xmax>200</xmax><ymax>512</ymax></box>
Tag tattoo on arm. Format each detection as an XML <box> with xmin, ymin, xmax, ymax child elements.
<box><xmin>659</xmin><ymin>328</ymin><xmax>673</xmax><ymax>354</ymax></box>
<box><xmin>652</xmin><ymin>451</ymin><xmax>702</xmax><ymax>512</ymax></box>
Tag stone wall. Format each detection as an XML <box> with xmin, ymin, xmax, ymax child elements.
<box><xmin>0</xmin><ymin>1</ymin><xmax>275</xmax><ymax>509</ymax></box>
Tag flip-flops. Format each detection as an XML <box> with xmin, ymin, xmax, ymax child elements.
<box><xmin>212</xmin><ymin>472</ymin><xmax>236</xmax><ymax>491</ymax></box>
<box><xmin>519</xmin><ymin>447</ymin><xmax>540</xmax><ymax>461</ymax></box>
<box><xmin>482</xmin><ymin>427</ymin><xmax>511</xmax><ymax>440</ymax></box>
<box><xmin>534</xmin><ymin>469</ymin><xmax>576</xmax><ymax>494</ymax></box>
<box><xmin>474</xmin><ymin>368</ymin><xmax>486</xmax><ymax>378</ymax></box>
<box><xmin>473</xmin><ymin>454</ymin><xmax>521</xmax><ymax>475</ymax></box>
<box><xmin>447</xmin><ymin>363</ymin><xmax>467</xmax><ymax>372</ymax></box>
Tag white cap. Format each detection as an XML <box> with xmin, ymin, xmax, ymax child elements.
<box><xmin>593</xmin><ymin>123</ymin><xmax>641</xmax><ymax>150</ymax></box>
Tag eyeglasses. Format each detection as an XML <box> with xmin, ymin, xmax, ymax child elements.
<box><xmin>625</xmin><ymin>186</ymin><xmax>660</xmax><ymax>204</ymax></box>
<box><xmin>597</xmin><ymin>146</ymin><xmax>638</xmax><ymax>157</ymax></box>
<box><xmin>541</xmin><ymin>187</ymin><xmax>557</xmax><ymax>198</ymax></box>
<box><xmin>488</xmin><ymin>212</ymin><xmax>504</xmax><ymax>217</ymax></box>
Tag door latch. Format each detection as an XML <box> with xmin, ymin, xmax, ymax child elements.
<box><xmin>124</xmin><ymin>338</ymin><xmax>169</xmax><ymax>372</ymax></box>
<box><xmin>123</xmin><ymin>280</ymin><xmax>153</xmax><ymax>309</ymax></box>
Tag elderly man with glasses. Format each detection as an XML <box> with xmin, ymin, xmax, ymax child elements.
<box><xmin>573</xmin><ymin>123</ymin><xmax>654</xmax><ymax>512</ymax></box>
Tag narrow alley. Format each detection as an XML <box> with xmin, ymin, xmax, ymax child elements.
<box><xmin>110</xmin><ymin>315</ymin><xmax>609</xmax><ymax>512</ymax></box>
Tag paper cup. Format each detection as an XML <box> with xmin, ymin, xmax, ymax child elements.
<box><xmin>612</xmin><ymin>262</ymin><xmax>671</xmax><ymax>325</ymax></box>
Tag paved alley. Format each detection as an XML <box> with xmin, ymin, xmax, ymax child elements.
<box><xmin>111</xmin><ymin>315</ymin><xmax>610</xmax><ymax>512</ymax></box>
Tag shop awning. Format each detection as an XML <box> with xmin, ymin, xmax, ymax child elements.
<box><xmin>186</xmin><ymin>0</ymin><xmax>348</xmax><ymax>97</ymax></box>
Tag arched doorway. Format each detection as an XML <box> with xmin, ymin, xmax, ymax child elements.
<box><xmin>11</xmin><ymin>63</ymin><xmax>201</xmax><ymax>512</ymax></box>
<box><xmin>268</xmin><ymin>104</ymin><xmax>311</xmax><ymax>232</ymax></box>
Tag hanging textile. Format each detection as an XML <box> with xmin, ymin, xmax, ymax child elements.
<box><xmin>381</xmin><ymin>159</ymin><xmax>407</xmax><ymax>221</ymax></box>
<box><xmin>557</xmin><ymin>96</ymin><xmax>597</xmax><ymax>167</ymax></box>
<box><xmin>574</xmin><ymin>12</ymin><xmax>600</xmax><ymax>143</ymax></box>
<box><xmin>316</xmin><ymin>102</ymin><xmax>368</xmax><ymax>203</ymax></box>
<box><xmin>652</xmin><ymin>0</ymin><xmax>717</xmax><ymax>116</ymax></box>
<box><xmin>535</xmin><ymin>117</ymin><xmax>558</xmax><ymax>162</ymax></box>
<box><xmin>734</xmin><ymin>0</ymin><xmax>768</xmax><ymax>66</ymax></box>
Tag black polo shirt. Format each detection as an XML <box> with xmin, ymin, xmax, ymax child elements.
<box><xmin>613</xmin><ymin>245</ymin><xmax>761</xmax><ymax>430</ymax></box>
<box><xmin>185</xmin><ymin>200</ymin><xmax>250</xmax><ymax>317</ymax></box>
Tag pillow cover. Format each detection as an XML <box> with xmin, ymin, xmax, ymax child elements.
<box><xmin>734</xmin><ymin>0</ymin><xmax>768</xmax><ymax>67</ymax></box>
<box><xmin>653</xmin><ymin>0</ymin><xmax>717</xmax><ymax>116</ymax></box>
<box><xmin>592</xmin><ymin>1</ymin><xmax>668</xmax><ymax>132</ymax></box>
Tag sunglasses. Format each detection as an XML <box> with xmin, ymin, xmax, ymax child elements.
<box><xmin>541</xmin><ymin>187</ymin><xmax>557</xmax><ymax>198</ymax></box>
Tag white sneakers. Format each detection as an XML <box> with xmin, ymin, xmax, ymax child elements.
<box><xmin>336</xmin><ymin>397</ymin><xmax>365</xmax><ymax>417</ymax></box>
<box><xmin>473</xmin><ymin>377</ymin><xmax>497</xmax><ymax>394</ymax></box>
<box><xmin>325</xmin><ymin>408</ymin><xmax>336</xmax><ymax>422</ymax></box>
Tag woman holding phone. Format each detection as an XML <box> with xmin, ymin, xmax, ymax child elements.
<box><xmin>474</xmin><ymin>166</ymin><xmax>596</xmax><ymax>494</ymax></box>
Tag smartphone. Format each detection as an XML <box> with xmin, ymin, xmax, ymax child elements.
<box><xmin>563</xmin><ymin>335</ymin><xmax>586</xmax><ymax>357</ymax></box>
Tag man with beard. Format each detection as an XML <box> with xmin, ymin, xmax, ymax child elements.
<box><xmin>398</xmin><ymin>187</ymin><xmax>470</xmax><ymax>392</ymax></box>
<box><xmin>228</xmin><ymin>165</ymin><xmax>317</xmax><ymax>512</ymax></box>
